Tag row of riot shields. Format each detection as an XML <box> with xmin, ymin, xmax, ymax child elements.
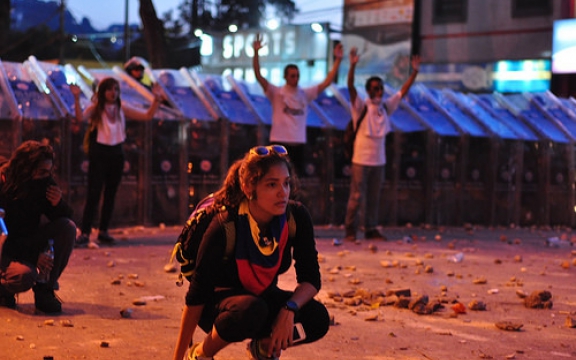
<box><xmin>1</xmin><ymin>57</ymin><xmax>576</xmax><ymax>227</ymax></box>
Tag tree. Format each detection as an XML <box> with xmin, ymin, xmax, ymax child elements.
<box><xmin>139</xmin><ymin>0</ymin><xmax>168</xmax><ymax>68</ymax></box>
<box><xmin>169</xmin><ymin>0</ymin><xmax>297</xmax><ymax>33</ymax></box>
<box><xmin>0</xmin><ymin>0</ymin><xmax>10</xmax><ymax>49</ymax></box>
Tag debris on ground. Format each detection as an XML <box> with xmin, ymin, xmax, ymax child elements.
<box><xmin>523</xmin><ymin>290</ymin><xmax>553</xmax><ymax>309</ymax></box>
<box><xmin>495</xmin><ymin>321</ymin><xmax>523</xmax><ymax>331</ymax></box>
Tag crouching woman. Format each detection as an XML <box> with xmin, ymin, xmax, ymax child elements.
<box><xmin>173</xmin><ymin>145</ymin><xmax>329</xmax><ymax>360</ymax></box>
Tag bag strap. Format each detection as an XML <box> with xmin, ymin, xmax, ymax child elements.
<box><xmin>353</xmin><ymin>105</ymin><xmax>368</xmax><ymax>134</ymax></box>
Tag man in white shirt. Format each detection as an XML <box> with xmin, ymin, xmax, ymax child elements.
<box><xmin>344</xmin><ymin>47</ymin><xmax>420</xmax><ymax>242</ymax></box>
<box><xmin>252</xmin><ymin>34</ymin><xmax>343</xmax><ymax>175</ymax></box>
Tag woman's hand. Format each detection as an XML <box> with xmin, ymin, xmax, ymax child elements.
<box><xmin>266</xmin><ymin>308</ymin><xmax>295</xmax><ymax>358</ymax></box>
<box><xmin>37</xmin><ymin>251</ymin><xmax>54</xmax><ymax>274</ymax></box>
<box><xmin>46</xmin><ymin>184</ymin><xmax>62</xmax><ymax>207</ymax></box>
<box><xmin>70</xmin><ymin>84</ymin><xmax>81</xmax><ymax>99</ymax></box>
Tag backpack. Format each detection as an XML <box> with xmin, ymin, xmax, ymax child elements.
<box><xmin>170</xmin><ymin>194</ymin><xmax>297</xmax><ymax>287</ymax></box>
<box><xmin>343</xmin><ymin>105</ymin><xmax>367</xmax><ymax>161</ymax></box>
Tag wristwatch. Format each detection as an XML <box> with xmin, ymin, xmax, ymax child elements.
<box><xmin>284</xmin><ymin>300</ymin><xmax>299</xmax><ymax>314</ymax></box>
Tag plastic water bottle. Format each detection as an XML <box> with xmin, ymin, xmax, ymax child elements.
<box><xmin>37</xmin><ymin>239</ymin><xmax>55</xmax><ymax>283</ymax></box>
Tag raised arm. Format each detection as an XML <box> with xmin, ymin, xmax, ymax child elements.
<box><xmin>122</xmin><ymin>83</ymin><xmax>162</xmax><ymax>121</ymax></box>
<box><xmin>399</xmin><ymin>55</ymin><xmax>421</xmax><ymax>98</ymax></box>
<box><xmin>252</xmin><ymin>34</ymin><xmax>270</xmax><ymax>92</ymax></box>
<box><xmin>317</xmin><ymin>43</ymin><xmax>344</xmax><ymax>94</ymax></box>
<box><xmin>347</xmin><ymin>47</ymin><xmax>360</xmax><ymax>105</ymax></box>
<box><xmin>70</xmin><ymin>84</ymin><xmax>86</xmax><ymax>122</ymax></box>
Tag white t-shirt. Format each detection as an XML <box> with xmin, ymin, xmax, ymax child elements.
<box><xmin>96</xmin><ymin>107</ymin><xmax>126</xmax><ymax>146</ymax></box>
<box><xmin>350</xmin><ymin>92</ymin><xmax>402</xmax><ymax>166</ymax></box>
<box><xmin>266</xmin><ymin>84</ymin><xmax>319</xmax><ymax>144</ymax></box>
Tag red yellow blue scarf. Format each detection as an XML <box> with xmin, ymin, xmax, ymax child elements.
<box><xmin>235</xmin><ymin>201</ymin><xmax>289</xmax><ymax>295</ymax></box>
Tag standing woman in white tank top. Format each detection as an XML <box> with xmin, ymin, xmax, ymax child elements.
<box><xmin>71</xmin><ymin>77</ymin><xmax>161</xmax><ymax>247</ymax></box>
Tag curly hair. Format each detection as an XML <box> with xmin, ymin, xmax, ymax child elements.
<box><xmin>0</xmin><ymin>140</ymin><xmax>54</xmax><ymax>198</ymax></box>
<box><xmin>213</xmin><ymin>149</ymin><xmax>299</xmax><ymax>209</ymax></box>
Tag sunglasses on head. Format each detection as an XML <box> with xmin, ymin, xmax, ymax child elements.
<box><xmin>249</xmin><ymin>145</ymin><xmax>288</xmax><ymax>157</ymax></box>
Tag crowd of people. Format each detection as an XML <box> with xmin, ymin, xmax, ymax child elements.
<box><xmin>0</xmin><ymin>42</ymin><xmax>420</xmax><ymax>359</ymax></box>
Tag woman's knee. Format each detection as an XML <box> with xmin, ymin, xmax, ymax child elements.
<box><xmin>215</xmin><ymin>296</ymin><xmax>269</xmax><ymax>342</ymax></box>
<box><xmin>2</xmin><ymin>262</ymin><xmax>35</xmax><ymax>294</ymax></box>
<box><xmin>299</xmin><ymin>300</ymin><xmax>330</xmax><ymax>343</ymax></box>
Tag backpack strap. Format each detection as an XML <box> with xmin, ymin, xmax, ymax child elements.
<box><xmin>353</xmin><ymin>105</ymin><xmax>368</xmax><ymax>134</ymax></box>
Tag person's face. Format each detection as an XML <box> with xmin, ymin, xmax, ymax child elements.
<box><xmin>284</xmin><ymin>68</ymin><xmax>300</xmax><ymax>87</ymax></box>
<box><xmin>130</xmin><ymin>68</ymin><xmax>144</xmax><ymax>81</ymax></box>
<box><xmin>32</xmin><ymin>159</ymin><xmax>53</xmax><ymax>180</ymax></box>
<box><xmin>104</xmin><ymin>85</ymin><xmax>119</xmax><ymax>103</ymax></box>
<box><xmin>367</xmin><ymin>80</ymin><xmax>384</xmax><ymax>99</ymax></box>
<box><xmin>248</xmin><ymin>163</ymin><xmax>291</xmax><ymax>224</ymax></box>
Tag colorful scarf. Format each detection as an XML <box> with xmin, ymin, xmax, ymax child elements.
<box><xmin>235</xmin><ymin>201</ymin><xmax>289</xmax><ymax>295</ymax></box>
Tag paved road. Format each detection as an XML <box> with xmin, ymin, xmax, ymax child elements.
<box><xmin>1</xmin><ymin>224</ymin><xmax>576</xmax><ymax>359</ymax></box>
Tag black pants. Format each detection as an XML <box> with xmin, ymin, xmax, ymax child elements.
<box><xmin>81</xmin><ymin>143</ymin><xmax>124</xmax><ymax>235</ymax></box>
<box><xmin>198</xmin><ymin>287</ymin><xmax>330</xmax><ymax>344</ymax></box>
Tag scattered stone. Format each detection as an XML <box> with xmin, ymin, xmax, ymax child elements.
<box><xmin>132</xmin><ymin>299</ymin><xmax>147</xmax><ymax>306</ymax></box>
<box><xmin>329</xmin><ymin>266</ymin><xmax>340</xmax><ymax>274</ymax></box>
<box><xmin>364</xmin><ymin>314</ymin><xmax>378</xmax><ymax>321</ymax></box>
<box><xmin>368</xmin><ymin>244</ymin><xmax>378</xmax><ymax>253</ymax></box>
<box><xmin>514</xmin><ymin>255</ymin><xmax>522</xmax><ymax>263</ymax></box>
<box><xmin>387</xmin><ymin>288</ymin><xmax>411</xmax><ymax>298</ymax></box>
<box><xmin>523</xmin><ymin>290</ymin><xmax>553</xmax><ymax>309</ymax></box>
<box><xmin>561</xmin><ymin>261</ymin><xmax>570</xmax><ymax>269</ymax></box>
<box><xmin>451</xmin><ymin>302</ymin><xmax>466</xmax><ymax>314</ymax></box>
<box><xmin>127</xmin><ymin>274</ymin><xmax>139</xmax><ymax>279</ymax></box>
<box><xmin>16</xmin><ymin>335</ymin><xmax>24</xmax><ymax>341</ymax></box>
<box><xmin>134</xmin><ymin>281</ymin><xmax>145</xmax><ymax>287</ymax></box>
<box><xmin>44</xmin><ymin>319</ymin><xmax>55</xmax><ymax>326</ymax></box>
<box><xmin>60</xmin><ymin>320</ymin><xmax>74</xmax><ymax>327</ymax></box>
<box><xmin>495</xmin><ymin>321</ymin><xmax>523</xmax><ymax>331</ymax></box>
<box><xmin>106</xmin><ymin>260</ymin><xmax>115</xmax><ymax>267</ymax></box>
<box><xmin>468</xmin><ymin>300</ymin><xmax>487</xmax><ymax>311</ymax></box>
<box><xmin>424</xmin><ymin>265</ymin><xmax>433</xmax><ymax>273</ymax></box>
<box><xmin>564</xmin><ymin>316</ymin><xmax>576</xmax><ymax>328</ymax></box>
<box><xmin>494</xmin><ymin>259</ymin><xmax>502</xmax><ymax>264</ymax></box>
<box><xmin>380</xmin><ymin>260</ymin><xmax>392</xmax><ymax>268</ymax></box>
<box><xmin>111</xmin><ymin>279</ymin><xmax>121</xmax><ymax>285</ymax></box>
<box><xmin>515</xmin><ymin>289</ymin><xmax>527</xmax><ymax>299</ymax></box>
<box><xmin>473</xmin><ymin>277</ymin><xmax>487</xmax><ymax>284</ymax></box>
<box><xmin>487</xmin><ymin>289</ymin><xmax>499</xmax><ymax>295</ymax></box>
<box><xmin>100</xmin><ymin>341</ymin><xmax>110</xmax><ymax>348</ymax></box>
<box><xmin>120</xmin><ymin>308</ymin><xmax>133</xmax><ymax>318</ymax></box>
<box><xmin>394</xmin><ymin>296</ymin><xmax>411</xmax><ymax>309</ymax></box>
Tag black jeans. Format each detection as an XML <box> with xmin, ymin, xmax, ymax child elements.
<box><xmin>81</xmin><ymin>143</ymin><xmax>124</xmax><ymax>235</ymax></box>
<box><xmin>198</xmin><ymin>287</ymin><xmax>330</xmax><ymax>344</ymax></box>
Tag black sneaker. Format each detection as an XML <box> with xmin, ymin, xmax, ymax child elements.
<box><xmin>33</xmin><ymin>283</ymin><xmax>62</xmax><ymax>313</ymax></box>
<box><xmin>0</xmin><ymin>285</ymin><xmax>16</xmax><ymax>309</ymax></box>
<box><xmin>97</xmin><ymin>231</ymin><xmax>116</xmax><ymax>244</ymax></box>
<box><xmin>365</xmin><ymin>229</ymin><xmax>386</xmax><ymax>241</ymax></box>
<box><xmin>75</xmin><ymin>233</ymin><xmax>89</xmax><ymax>248</ymax></box>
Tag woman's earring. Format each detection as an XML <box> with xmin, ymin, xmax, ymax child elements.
<box><xmin>248</xmin><ymin>195</ymin><xmax>253</xmax><ymax>201</ymax></box>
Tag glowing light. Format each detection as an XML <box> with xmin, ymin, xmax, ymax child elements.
<box><xmin>311</xmin><ymin>23</ymin><xmax>324</xmax><ymax>33</ymax></box>
<box><xmin>266</xmin><ymin>19</ymin><xmax>279</xmax><ymax>30</ymax></box>
<box><xmin>228</xmin><ymin>24</ymin><xmax>238</xmax><ymax>33</ymax></box>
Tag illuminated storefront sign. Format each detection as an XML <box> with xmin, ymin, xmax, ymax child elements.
<box><xmin>201</xmin><ymin>24</ymin><xmax>330</xmax><ymax>85</ymax></box>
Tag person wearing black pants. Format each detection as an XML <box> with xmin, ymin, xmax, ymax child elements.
<box><xmin>173</xmin><ymin>145</ymin><xmax>329</xmax><ymax>360</ymax></box>
<box><xmin>71</xmin><ymin>77</ymin><xmax>161</xmax><ymax>247</ymax></box>
<box><xmin>0</xmin><ymin>141</ymin><xmax>76</xmax><ymax>313</ymax></box>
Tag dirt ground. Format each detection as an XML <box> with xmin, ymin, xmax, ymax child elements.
<box><xmin>1</xmin><ymin>224</ymin><xmax>576</xmax><ymax>360</ymax></box>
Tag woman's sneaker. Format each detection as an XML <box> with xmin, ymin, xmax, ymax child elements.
<box><xmin>186</xmin><ymin>343</ymin><xmax>213</xmax><ymax>360</ymax></box>
<box><xmin>246</xmin><ymin>339</ymin><xmax>279</xmax><ymax>360</ymax></box>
